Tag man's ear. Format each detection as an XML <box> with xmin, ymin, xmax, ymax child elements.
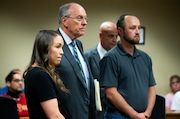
<box><xmin>62</xmin><ymin>16</ymin><xmax>68</xmax><ymax>28</ymax></box>
<box><xmin>117</xmin><ymin>27</ymin><xmax>123</xmax><ymax>35</ymax></box>
<box><xmin>6</xmin><ymin>81</ymin><xmax>11</xmax><ymax>87</ymax></box>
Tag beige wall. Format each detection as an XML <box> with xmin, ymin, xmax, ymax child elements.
<box><xmin>0</xmin><ymin>0</ymin><xmax>179</xmax><ymax>96</ymax></box>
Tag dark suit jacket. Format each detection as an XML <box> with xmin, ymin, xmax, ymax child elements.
<box><xmin>85</xmin><ymin>47</ymin><xmax>105</xmax><ymax>119</ymax></box>
<box><xmin>56</xmin><ymin>29</ymin><xmax>96</xmax><ymax>119</ymax></box>
<box><xmin>84</xmin><ymin>47</ymin><xmax>100</xmax><ymax>80</ymax></box>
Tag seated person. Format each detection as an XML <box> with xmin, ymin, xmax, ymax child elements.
<box><xmin>171</xmin><ymin>90</ymin><xmax>180</xmax><ymax>112</ymax></box>
<box><xmin>2</xmin><ymin>69</ymin><xmax>29</xmax><ymax>117</ymax></box>
<box><xmin>165</xmin><ymin>75</ymin><xmax>180</xmax><ymax>112</ymax></box>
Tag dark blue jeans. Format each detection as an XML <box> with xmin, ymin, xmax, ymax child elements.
<box><xmin>104</xmin><ymin>111</ymin><xmax>131</xmax><ymax>119</ymax></box>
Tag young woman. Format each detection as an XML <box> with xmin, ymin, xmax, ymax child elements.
<box><xmin>24</xmin><ymin>30</ymin><xmax>69</xmax><ymax>119</ymax></box>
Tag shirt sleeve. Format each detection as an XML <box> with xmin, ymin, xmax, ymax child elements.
<box><xmin>33</xmin><ymin>71</ymin><xmax>57</xmax><ymax>102</ymax></box>
<box><xmin>171</xmin><ymin>91</ymin><xmax>180</xmax><ymax>111</ymax></box>
<box><xmin>99</xmin><ymin>56</ymin><xmax>118</xmax><ymax>88</ymax></box>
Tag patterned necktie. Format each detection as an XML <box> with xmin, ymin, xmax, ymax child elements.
<box><xmin>71</xmin><ymin>41</ymin><xmax>86</xmax><ymax>83</ymax></box>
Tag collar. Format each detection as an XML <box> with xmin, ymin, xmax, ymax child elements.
<box><xmin>59</xmin><ymin>28</ymin><xmax>73</xmax><ymax>45</ymax></box>
<box><xmin>117</xmin><ymin>42</ymin><xmax>141</xmax><ymax>57</ymax></box>
<box><xmin>97</xmin><ymin>42</ymin><xmax>107</xmax><ymax>59</ymax></box>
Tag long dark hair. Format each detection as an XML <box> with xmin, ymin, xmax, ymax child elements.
<box><xmin>24</xmin><ymin>30</ymin><xmax>68</xmax><ymax>92</ymax></box>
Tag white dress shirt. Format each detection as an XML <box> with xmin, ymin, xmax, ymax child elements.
<box><xmin>59</xmin><ymin>28</ymin><xmax>90</xmax><ymax>88</ymax></box>
<box><xmin>97</xmin><ymin>42</ymin><xmax>107</xmax><ymax>59</ymax></box>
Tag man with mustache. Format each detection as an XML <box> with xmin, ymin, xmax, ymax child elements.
<box><xmin>99</xmin><ymin>14</ymin><xmax>156</xmax><ymax>119</ymax></box>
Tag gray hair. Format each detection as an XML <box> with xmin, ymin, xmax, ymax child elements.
<box><xmin>58</xmin><ymin>2</ymin><xmax>79</xmax><ymax>24</ymax></box>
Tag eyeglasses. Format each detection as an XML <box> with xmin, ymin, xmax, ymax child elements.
<box><xmin>12</xmin><ymin>79</ymin><xmax>23</xmax><ymax>83</ymax></box>
<box><xmin>65</xmin><ymin>16</ymin><xmax>88</xmax><ymax>22</ymax></box>
<box><xmin>171</xmin><ymin>81</ymin><xmax>180</xmax><ymax>85</ymax></box>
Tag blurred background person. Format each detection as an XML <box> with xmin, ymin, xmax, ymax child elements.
<box><xmin>2</xmin><ymin>68</ymin><xmax>29</xmax><ymax>117</ymax></box>
<box><xmin>85</xmin><ymin>21</ymin><xmax>117</xmax><ymax>119</ymax></box>
<box><xmin>165</xmin><ymin>75</ymin><xmax>180</xmax><ymax>112</ymax></box>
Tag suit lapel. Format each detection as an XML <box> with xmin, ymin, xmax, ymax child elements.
<box><xmin>92</xmin><ymin>48</ymin><xmax>100</xmax><ymax>70</ymax></box>
<box><xmin>74</xmin><ymin>40</ymin><xmax>90</xmax><ymax>90</ymax></box>
<box><xmin>57</xmin><ymin>29</ymin><xmax>89</xmax><ymax>94</ymax></box>
<box><xmin>62</xmin><ymin>42</ymin><xmax>89</xmax><ymax>94</ymax></box>
<box><xmin>64</xmin><ymin>42</ymin><xmax>88</xmax><ymax>86</ymax></box>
